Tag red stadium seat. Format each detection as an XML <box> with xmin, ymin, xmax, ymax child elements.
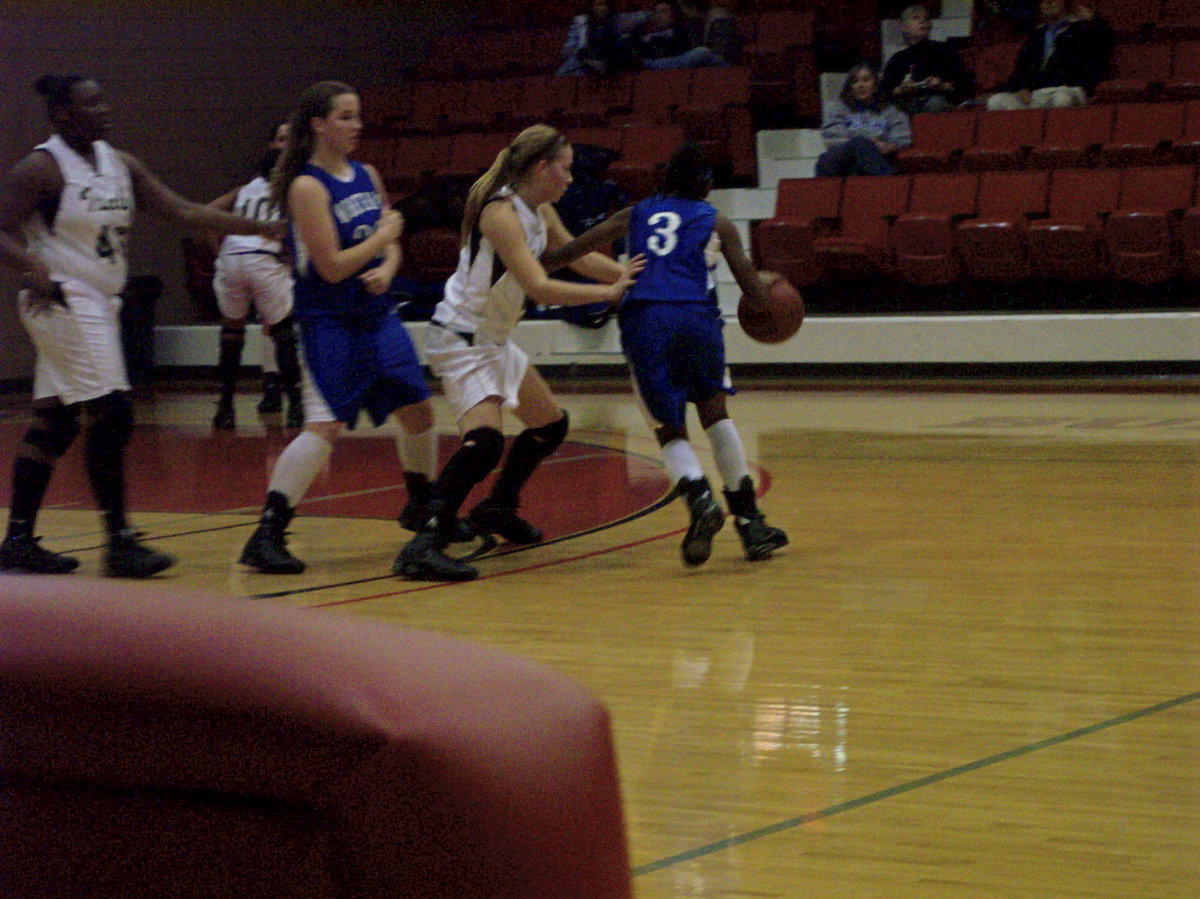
<box><xmin>1094</xmin><ymin>0</ymin><xmax>1160</xmax><ymax>37</ymax></box>
<box><xmin>443</xmin><ymin>131</ymin><xmax>512</xmax><ymax>179</ymax></box>
<box><xmin>1093</xmin><ymin>40</ymin><xmax>1173</xmax><ymax>103</ymax></box>
<box><xmin>812</xmin><ymin>175</ymin><xmax>911</xmax><ymax>278</ymax></box>
<box><xmin>1171</xmin><ymin>99</ymin><xmax>1200</xmax><ymax>161</ymax></box>
<box><xmin>406</xmin><ymin>226</ymin><xmax>462</xmax><ymax>283</ymax></box>
<box><xmin>956</xmin><ymin>169</ymin><xmax>1050</xmax><ymax>281</ymax></box>
<box><xmin>566</xmin><ymin>126</ymin><xmax>624</xmax><ymax>155</ymax></box>
<box><xmin>1028</xmin><ymin>167</ymin><xmax>1121</xmax><ymax>280</ymax></box>
<box><xmin>510</xmin><ymin>74</ymin><xmax>577</xmax><ymax>129</ymax></box>
<box><xmin>1161</xmin><ymin>0</ymin><xmax>1200</xmax><ymax>40</ymax></box>
<box><xmin>753</xmin><ymin>176</ymin><xmax>843</xmax><ymax>286</ymax></box>
<box><xmin>959</xmin><ymin>108</ymin><xmax>1045</xmax><ymax>171</ymax></box>
<box><xmin>895</xmin><ymin>109</ymin><xmax>978</xmax><ymax>173</ymax></box>
<box><xmin>617</xmin><ymin>69</ymin><xmax>693</xmax><ymax>126</ymax></box>
<box><xmin>1106</xmin><ymin>164</ymin><xmax>1195</xmax><ymax>282</ymax></box>
<box><xmin>1099</xmin><ymin>101</ymin><xmax>1185</xmax><ymax>167</ymax></box>
<box><xmin>893</xmin><ymin>172</ymin><xmax>979</xmax><ymax>285</ymax></box>
<box><xmin>388</xmin><ymin>135</ymin><xmax>453</xmax><ymax>194</ymax></box>
<box><xmin>1161</xmin><ymin>40</ymin><xmax>1200</xmax><ymax>100</ymax></box>
<box><xmin>677</xmin><ymin>67</ymin><xmax>754</xmax><ymax>181</ymax></box>
<box><xmin>1027</xmin><ymin>104</ymin><xmax>1115</xmax><ymax>169</ymax></box>
<box><xmin>964</xmin><ymin>40</ymin><xmax>1022</xmax><ymax>94</ymax></box>
<box><xmin>607</xmin><ymin>124</ymin><xmax>686</xmax><ymax>200</ymax></box>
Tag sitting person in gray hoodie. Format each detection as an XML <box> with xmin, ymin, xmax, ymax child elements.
<box><xmin>817</xmin><ymin>62</ymin><xmax>912</xmax><ymax>176</ymax></box>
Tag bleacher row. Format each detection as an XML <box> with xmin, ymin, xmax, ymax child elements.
<box><xmin>358</xmin><ymin>67</ymin><xmax>757</xmax><ymax>194</ymax></box>
<box><xmin>896</xmin><ymin>101</ymin><xmax>1200</xmax><ymax>173</ymax></box>
<box><xmin>753</xmin><ymin>164</ymin><xmax>1200</xmax><ymax>291</ymax></box>
<box><xmin>403</xmin><ymin>9</ymin><xmax>821</xmax><ymax>121</ymax></box>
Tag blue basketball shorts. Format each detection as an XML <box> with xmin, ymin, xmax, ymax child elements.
<box><xmin>618</xmin><ymin>301</ymin><xmax>732</xmax><ymax>429</ymax></box>
<box><xmin>299</xmin><ymin>312</ymin><xmax>431</xmax><ymax>428</ymax></box>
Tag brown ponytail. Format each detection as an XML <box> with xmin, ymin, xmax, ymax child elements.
<box><xmin>460</xmin><ymin>124</ymin><xmax>568</xmax><ymax>245</ymax></box>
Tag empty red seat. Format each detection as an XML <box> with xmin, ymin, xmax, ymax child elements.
<box><xmin>960</xmin><ymin>108</ymin><xmax>1045</xmax><ymax>171</ymax></box>
<box><xmin>812</xmin><ymin>175</ymin><xmax>911</xmax><ymax>278</ymax></box>
<box><xmin>1162</xmin><ymin>40</ymin><xmax>1200</xmax><ymax>101</ymax></box>
<box><xmin>1027</xmin><ymin>104</ymin><xmax>1115</xmax><ymax>169</ymax></box>
<box><xmin>443</xmin><ymin>131</ymin><xmax>512</xmax><ymax>179</ymax></box>
<box><xmin>1171</xmin><ymin>99</ymin><xmax>1200</xmax><ymax>161</ymax></box>
<box><xmin>1106</xmin><ymin>164</ymin><xmax>1195</xmax><ymax>282</ymax></box>
<box><xmin>1093</xmin><ymin>41</ymin><xmax>1173</xmax><ymax>103</ymax></box>
<box><xmin>895</xmin><ymin>109</ymin><xmax>978</xmax><ymax>173</ymax></box>
<box><xmin>753</xmin><ymin>176</ymin><xmax>843</xmax><ymax>286</ymax></box>
<box><xmin>618</xmin><ymin>69</ymin><xmax>693</xmax><ymax>126</ymax></box>
<box><xmin>510</xmin><ymin>75</ymin><xmax>577</xmax><ymax>129</ymax></box>
<box><xmin>405</xmin><ymin>227</ymin><xmax>461</xmax><ymax>284</ymax></box>
<box><xmin>677</xmin><ymin>67</ymin><xmax>754</xmax><ymax>181</ymax></box>
<box><xmin>1099</xmin><ymin>101</ymin><xmax>1184</xmax><ymax>166</ymax></box>
<box><xmin>1028</xmin><ymin>168</ymin><xmax>1121</xmax><ymax>280</ymax></box>
<box><xmin>1094</xmin><ymin>0</ymin><xmax>1159</xmax><ymax>37</ymax></box>
<box><xmin>1161</xmin><ymin>0</ymin><xmax>1200</xmax><ymax>40</ymax></box>
<box><xmin>963</xmin><ymin>40</ymin><xmax>1022</xmax><ymax>94</ymax></box>
<box><xmin>388</xmin><ymin>136</ymin><xmax>453</xmax><ymax>194</ymax></box>
<box><xmin>607</xmin><ymin>124</ymin><xmax>686</xmax><ymax>199</ymax></box>
<box><xmin>894</xmin><ymin>172</ymin><xmax>979</xmax><ymax>285</ymax></box>
<box><xmin>956</xmin><ymin>169</ymin><xmax>1050</xmax><ymax>281</ymax></box>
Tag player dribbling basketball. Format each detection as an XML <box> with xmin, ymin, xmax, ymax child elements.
<box><xmin>571</xmin><ymin>142</ymin><xmax>788</xmax><ymax>566</ymax></box>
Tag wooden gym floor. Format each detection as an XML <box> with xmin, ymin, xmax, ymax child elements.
<box><xmin>1</xmin><ymin>373</ymin><xmax>1197</xmax><ymax>897</ymax></box>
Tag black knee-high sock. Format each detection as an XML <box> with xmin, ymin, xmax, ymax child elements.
<box><xmin>5</xmin><ymin>406</ymin><xmax>81</xmax><ymax>540</ymax></box>
<box><xmin>428</xmin><ymin>427</ymin><xmax>505</xmax><ymax>529</ymax></box>
<box><xmin>7</xmin><ymin>457</ymin><xmax>55</xmax><ymax>540</ymax></box>
<box><xmin>488</xmin><ymin>414</ymin><xmax>568</xmax><ymax>508</ymax></box>
<box><xmin>217</xmin><ymin>325</ymin><xmax>245</xmax><ymax>403</ymax></box>
<box><xmin>84</xmin><ymin>394</ymin><xmax>134</xmax><ymax>536</ymax></box>
<box><xmin>269</xmin><ymin>317</ymin><xmax>301</xmax><ymax>398</ymax></box>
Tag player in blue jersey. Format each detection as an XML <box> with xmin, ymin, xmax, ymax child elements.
<box><xmin>574</xmin><ymin>142</ymin><xmax>788</xmax><ymax>566</ymax></box>
<box><xmin>238</xmin><ymin>81</ymin><xmax>446</xmax><ymax>575</ymax></box>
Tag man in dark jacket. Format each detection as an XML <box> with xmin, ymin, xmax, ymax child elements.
<box><xmin>985</xmin><ymin>0</ymin><xmax>1111</xmax><ymax>110</ymax></box>
<box><xmin>882</xmin><ymin>4</ymin><xmax>976</xmax><ymax>114</ymax></box>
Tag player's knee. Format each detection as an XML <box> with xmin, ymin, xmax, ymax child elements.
<box><xmin>86</xmin><ymin>391</ymin><xmax>134</xmax><ymax>447</ymax></box>
<box><xmin>526</xmin><ymin>412</ymin><xmax>568</xmax><ymax>456</ymax></box>
<box><xmin>25</xmin><ymin>405</ymin><xmax>81</xmax><ymax>459</ymax></box>
<box><xmin>461</xmin><ymin>426</ymin><xmax>505</xmax><ymax>474</ymax></box>
<box><xmin>266</xmin><ymin>315</ymin><xmax>296</xmax><ymax>343</ymax></box>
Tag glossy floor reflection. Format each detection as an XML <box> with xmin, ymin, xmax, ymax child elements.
<box><xmin>2</xmin><ymin>379</ymin><xmax>1197</xmax><ymax>896</ymax></box>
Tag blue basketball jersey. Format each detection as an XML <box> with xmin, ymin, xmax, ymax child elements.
<box><xmin>625</xmin><ymin>196</ymin><xmax>716</xmax><ymax>306</ymax></box>
<box><xmin>291</xmin><ymin>161</ymin><xmax>387</xmax><ymax>320</ymax></box>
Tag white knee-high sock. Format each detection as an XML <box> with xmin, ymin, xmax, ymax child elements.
<box><xmin>267</xmin><ymin>430</ymin><xmax>333</xmax><ymax>506</ymax></box>
<box><xmin>705</xmin><ymin>418</ymin><xmax>750</xmax><ymax>489</ymax></box>
<box><xmin>397</xmin><ymin>427</ymin><xmax>436</xmax><ymax>479</ymax></box>
<box><xmin>661</xmin><ymin>438</ymin><xmax>705</xmax><ymax>483</ymax></box>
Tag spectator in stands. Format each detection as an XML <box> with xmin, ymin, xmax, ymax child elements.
<box><xmin>637</xmin><ymin>0</ymin><xmax>727</xmax><ymax>69</ymax></box>
<box><xmin>557</xmin><ymin>0</ymin><xmax>648</xmax><ymax>76</ymax></box>
<box><xmin>881</xmin><ymin>4</ymin><xmax>976</xmax><ymax>115</ymax></box>
<box><xmin>816</xmin><ymin>62</ymin><xmax>912</xmax><ymax>176</ymax></box>
<box><xmin>985</xmin><ymin>0</ymin><xmax>1112</xmax><ymax>110</ymax></box>
<box><xmin>698</xmin><ymin>0</ymin><xmax>744</xmax><ymax>64</ymax></box>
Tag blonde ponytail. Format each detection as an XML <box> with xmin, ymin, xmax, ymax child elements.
<box><xmin>459</xmin><ymin>124</ymin><xmax>568</xmax><ymax>245</ymax></box>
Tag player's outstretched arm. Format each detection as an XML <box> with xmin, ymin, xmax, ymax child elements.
<box><xmin>715</xmin><ymin>213</ymin><xmax>769</xmax><ymax>305</ymax></box>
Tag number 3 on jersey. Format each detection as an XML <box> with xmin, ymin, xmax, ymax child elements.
<box><xmin>646</xmin><ymin>211</ymin><xmax>681</xmax><ymax>256</ymax></box>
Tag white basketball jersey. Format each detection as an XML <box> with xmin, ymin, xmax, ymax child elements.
<box><xmin>435</xmin><ymin>189</ymin><xmax>547</xmax><ymax>343</ymax></box>
<box><xmin>218</xmin><ymin>176</ymin><xmax>282</xmax><ymax>256</ymax></box>
<box><xmin>22</xmin><ymin>134</ymin><xmax>133</xmax><ymax>298</ymax></box>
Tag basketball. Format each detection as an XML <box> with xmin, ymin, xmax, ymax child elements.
<box><xmin>738</xmin><ymin>273</ymin><xmax>804</xmax><ymax>344</ymax></box>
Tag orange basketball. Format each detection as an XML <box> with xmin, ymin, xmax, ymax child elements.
<box><xmin>738</xmin><ymin>273</ymin><xmax>804</xmax><ymax>344</ymax></box>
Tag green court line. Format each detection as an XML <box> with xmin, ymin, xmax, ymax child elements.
<box><xmin>633</xmin><ymin>689</ymin><xmax>1200</xmax><ymax>877</ymax></box>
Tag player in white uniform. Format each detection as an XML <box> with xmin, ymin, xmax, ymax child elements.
<box><xmin>0</xmin><ymin>74</ymin><xmax>283</xmax><ymax>577</ymax></box>
<box><xmin>208</xmin><ymin>121</ymin><xmax>303</xmax><ymax>430</ymax></box>
<box><xmin>394</xmin><ymin>124</ymin><xmax>645</xmax><ymax>581</ymax></box>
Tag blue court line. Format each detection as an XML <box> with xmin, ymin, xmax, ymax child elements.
<box><xmin>632</xmin><ymin>689</ymin><xmax>1200</xmax><ymax>877</ymax></box>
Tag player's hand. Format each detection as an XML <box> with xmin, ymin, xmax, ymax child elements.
<box><xmin>359</xmin><ymin>265</ymin><xmax>392</xmax><ymax>295</ymax></box>
<box><xmin>19</xmin><ymin>264</ymin><xmax>67</xmax><ymax>313</ymax></box>
<box><xmin>608</xmin><ymin>253</ymin><xmax>647</xmax><ymax>303</ymax></box>
<box><xmin>260</xmin><ymin>219</ymin><xmax>288</xmax><ymax>241</ymax></box>
<box><xmin>376</xmin><ymin>209</ymin><xmax>403</xmax><ymax>243</ymax></box>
